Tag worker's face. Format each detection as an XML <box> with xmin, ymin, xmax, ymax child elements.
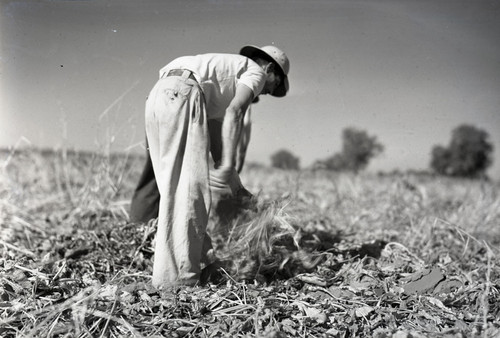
<box><xmin>262</xmin><ymin>71</ymin><xmax>282</xmax><ymax>95</ymax></box>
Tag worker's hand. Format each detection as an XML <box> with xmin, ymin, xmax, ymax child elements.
<box><xmin>227</xmin><ymin>169</ymin><xmax>249</xmax><ymax>197</ymax></box>
<box><xmin>209</xmin><ymin>166</ymin><xmax>233</xmax><ymax>195</ymax></box>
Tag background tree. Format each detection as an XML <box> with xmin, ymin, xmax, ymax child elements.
<box><xmin>271</xmin><ymin>149</ymin><xmax>300</xmax><ymax>170</ymax></box>
<box><xmin>430</xmin><ymin>145</ymin><xmax>451</xmax><ymax>175</ymax></box>
<box><xmin>341</xmin><ymin>128</ymin><xmax>384</xmax><ymax>172</ymax></box>
<box><xmin>430</xmin><ymin>124</ymin><xmax>493</xmax><ymax>178</ymax></box>
<box><xmin>320</xmin><ymin>127</ymin><xmax>384</xmax><ymax>172</ymax></box>
<box><xmin>323</xmin><ymin>153</ymin><xmax>347</xmax><ymax>171</ymax></box>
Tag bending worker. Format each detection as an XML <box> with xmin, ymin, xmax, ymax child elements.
<box><xmin>129</xmin><ymin>98</ymin><xmax>257</xmax><ymax>224</ymax></box>
<box><xmin>143</xmin><ymin>45</ymin><xmax>290</xmax><ymax>288</ymax></box>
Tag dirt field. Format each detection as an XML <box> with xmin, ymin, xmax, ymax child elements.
<box><xmin>1</xmin><ymin>148</ymin><xmax>499</xmax><ymax>337</ymax></box>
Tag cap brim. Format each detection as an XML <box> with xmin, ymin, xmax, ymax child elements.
<box><xmin>239</xmin><ymin>45</ymin><xmax>263</xmax><ymax>60</ymax></box>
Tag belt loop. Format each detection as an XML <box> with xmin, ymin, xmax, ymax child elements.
<box><xmin>181</xmin><ymin>69</ymin><xmax>191</xmax><ymax>79</ymax></box>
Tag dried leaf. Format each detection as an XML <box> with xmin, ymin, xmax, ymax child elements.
<box><xmin>355</xmin><ymin>306</ymin><xmax>374</xmax><ymax>318</ymax></box>
<box><xmin>328</xmin><ymin>286</ymin><xmax>356</xmax><ymax>299</ymax></box>
<box><xmin>403</xmin><ymin>268</ymin><xmax>444</xmax><ymax>295</ymax></box>
<box><xmin>280</xmin><ymin>318</ymin><xmax>297</xmax><ymax>335</ymax></box>
<box><xmin>425</xmin><ymin>296</ymin><xmax>448</xmax><ymax>311</ymax></box>
<box><xmin>98</xmin><ymin>284</ymin><xmax>118</xmax><ymax>300</ymax></box>
<box><xmin>293</xmin><ymin>301</ymin><xmax>328</xmax><ymax>323</ymax></box>
<box><xmin>296</xmin><ymin>273</ymin><xmax>327</xmax><ymax>286</ymax></box>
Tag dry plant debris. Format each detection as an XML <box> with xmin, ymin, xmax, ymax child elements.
<box><xmin>0</xmin><ymin>148</ymin><xmax>499</xmax><ymax>337</ymax></box>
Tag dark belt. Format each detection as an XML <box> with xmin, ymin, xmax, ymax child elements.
<box><xmin>164</xmin><ymin>69</ymin><xmax>197</xmax><ymax>82</ymax></box>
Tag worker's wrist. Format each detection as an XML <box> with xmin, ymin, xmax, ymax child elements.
<box><xmin>218</xmin><ymin>164</ymin><xmax>233</xmax><ymax>174</ymax></box>
<box><xmin>219</xmin><ymin>160</ymin><xmax>234</xmax><ymax>170</ymax></box>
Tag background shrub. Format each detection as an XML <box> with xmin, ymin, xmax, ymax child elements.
<box><xmin>430</xmin><ymin>124</ymin><xmax>493</xmax><ymax>178</ymax></box>
<box><xmin>270</xmin><ymin>149</ymin><xmax>300</xmax><ymax>170</ymax></box>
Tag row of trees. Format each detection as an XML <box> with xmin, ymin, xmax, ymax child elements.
<box><xmin>270</xmin><ymin>124</ymin><xmax>494</xmax><ymax>178</ymax></box>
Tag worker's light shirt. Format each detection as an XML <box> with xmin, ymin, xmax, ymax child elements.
<box><xmin>159</xmin><ymin>53</ymin><xmax>266</xmax><ymax>120</ymax></box>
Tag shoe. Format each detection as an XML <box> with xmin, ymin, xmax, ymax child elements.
<box><xmin>200</xmin><ymin>261</ymin><xmax>224</xmax><ymax>285</ymax></box>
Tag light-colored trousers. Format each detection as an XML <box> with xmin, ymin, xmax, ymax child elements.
<box><xmin>145</xmin><ymin>71</ymin><xmax>212</xmax><ymax>287</ymax></box>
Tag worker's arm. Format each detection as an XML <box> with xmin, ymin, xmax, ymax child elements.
<box><xmin>210</xmin><ymin>84</ymin><xmax>253</xmax><ymax>187</ymax></box>
<box><xmin>236</xmin><ymin>106</ymin><xmax>252</xmax><ymax>173</ymax></box>
<box><xmin>212</xmin><ymin>105</ymin><xmax>252</xmax><ymax>172</ymax></box>
<box><xmin>221</xmin><ymin>85</ymin><xmax>253</xmax><ymax>167</ymax></box>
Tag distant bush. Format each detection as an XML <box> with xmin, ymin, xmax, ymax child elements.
<box><xmin>430</xmin><ymin>124</ymin><xmax>493</xmax><ymax>178</ymax></box>
<box><xmin>318</xmin><ymin>127</ymin><xmax>384</xmax><ymax>173</ymax></box>
<box><xmin>271</xmin><ymin>149</ymin><xmax>300</xmax><ymax>170</ymax></box>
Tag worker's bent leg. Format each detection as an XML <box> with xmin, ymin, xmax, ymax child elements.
<box><xmin>129</xmin><ymin>151</ymin><xmax>160</xmax><ymax>223</ymax></box>
<box><xmin>145</xmin><ymin>76</ymin><xmax>211</xmax><ymax>288</ymax></box>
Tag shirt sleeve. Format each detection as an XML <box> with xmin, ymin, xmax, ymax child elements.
<box><xmin>237</xmin><ymin>59</ymin><xmax>266</xmax><ymax>98</ymax></box>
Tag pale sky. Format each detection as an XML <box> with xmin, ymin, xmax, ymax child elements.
<box><xmin>1</xmin><ymin>0</ymin><xmax>500</xmax><ymax>178</ymax></box>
